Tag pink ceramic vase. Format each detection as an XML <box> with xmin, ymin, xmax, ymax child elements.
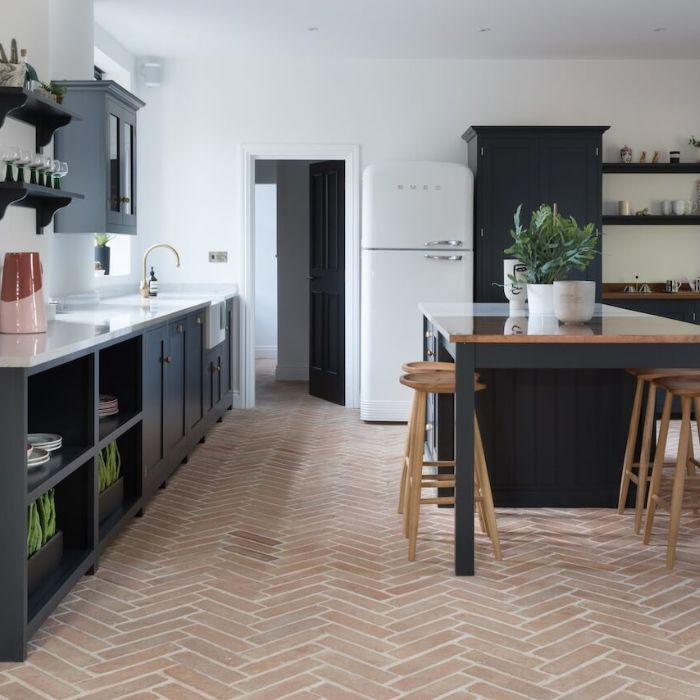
<box><xmin>0</xmin><ymin>252</ymin><xmax>47</xmax><ymax>334</ymax></box>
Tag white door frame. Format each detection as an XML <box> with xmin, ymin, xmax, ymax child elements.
<box><xmin>240</xmin><ymin>143</ymin><xmax>361</xmax><ymax>409</ymax></box>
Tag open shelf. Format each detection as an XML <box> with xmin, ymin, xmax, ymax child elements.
<box><xmin>0</xmin><ymin>87</ymin><xmax>80</xmax><ymax>148</ymax></box>
<box><xmin>0</xmin><ymin>182</ymin><xmax>84</xmax><ymax>232</ymax></box>
<box><xmin>98</xmin><ymin>423</ymin><xmax>142</xmax><ymax>546</ymax></box>
<box><xmin>602</xmin><ymin>163</ymin><xmax>700</xmax><ymax>174</ymax></box>
<box><xmin>26</xmin><ymin>445</ymin><xmax>93</xmax><ymax>503</ymax></box>
<box><xmin>602</xmin><ymin>215</ymin><xmax>700</xmax><ymax>226</ymax></box>
<box><xmin>98</xmin><ymin>409</ymin><xmax>141</xmax><ymax>445</ymax></box>
<box><xmin>27</xmin><ymin>459</ymin><xmax>94</xmax><ymax>632</ymax></box>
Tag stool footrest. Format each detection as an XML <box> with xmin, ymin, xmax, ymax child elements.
<box><xmin>420</xmin><ymin>496</ymin><xmax>456</xmax><ymax>505</ymax></box>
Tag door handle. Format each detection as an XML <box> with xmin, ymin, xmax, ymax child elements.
<box><xmin>161</xmin><ymin>355</ymin><xmax>173</xmax><ymax>364</ymax></box>
<box><xmin>196</xmin><ymin>317</ymin><xmax>202</xmax><ymax>325</ymax></box>
<box><xmin>176</xmin><ymin>323</ymin><xmax>184</xmax><ymax>333</ymax></box>
<box><xmin>425</xmin><ymin>240</ymin><xmax>462</xmax><ymax>247</ymax></box>
<box><xmin>424</xmin><ymin>255</ymin><xmax>463</xmax><ymax>261</ymax></box>
<box><xmin>306</xmin><ymin>275</ymin><xmax>320</xmax><ymax>280</ymax></box>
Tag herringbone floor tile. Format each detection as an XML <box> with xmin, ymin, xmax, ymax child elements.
<box><xmin>1</xmin><ymin>361</ymin><xmax>699</xmax><ymax>699</ymax></box>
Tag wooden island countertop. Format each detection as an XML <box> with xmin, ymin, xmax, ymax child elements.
<box><xmin>419</xmin><ymin>302</ymin><xmax>700</xmax><ymax>344</ymax></box>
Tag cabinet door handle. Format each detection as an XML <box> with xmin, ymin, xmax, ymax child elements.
<box><xmin>162</xmin><ymin>355</ymin><xmax>173</xmax><ymax>364</ymax></box>
<box><xmin>424</xmin><ymin>240</ymin><xmax>462</xmax><ymax>247</ymax></box>
<box><xmin>212</xmin><ymin>365</ymin><xmax>221</xmax><ymax>373</ymax></box>
<box><xmin>176</xmin><ymin>323</ymin><xmax>184</xmax><ymax>333</ymax></box>
<box><xmin>424</xmin><ymin>255</ymin><xmax>463</xmax><ymax>261</ymax></box>
<box><xmin>196</xmin><ymin>317</ymin><xmax>202</xmax><ymax>325</ymax></box>
<box><xmin>426</xmin><ymin>349</ymin><xmax>435</xmax><ymax>358</ymax></box>
<box><xmin>120</xmin><ymin>197</ymin><xmax>131</xmax><ymax>204</ymax></box>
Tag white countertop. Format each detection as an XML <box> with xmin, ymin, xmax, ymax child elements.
<box><xmin>0</xmin><ymin>287</ymin><xmax>237</xmax><ymax>368</ymax></box>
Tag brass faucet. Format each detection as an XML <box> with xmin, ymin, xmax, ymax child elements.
<box><xmin>139</xmin><ymin>243</ymin><xmax>181</xmax><ymax>297</ymax></box>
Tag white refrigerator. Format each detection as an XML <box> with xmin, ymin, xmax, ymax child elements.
<box><xmin>360</xmin><ymin>161</ymin><xmax>474</xmax><ymax>422</ymax></box>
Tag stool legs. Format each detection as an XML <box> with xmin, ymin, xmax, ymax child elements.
<box><xmin>475</xmin><ymin>414</ymin><xmax>502</xmax><ymax>560</ymax></box>
<box><xmin>643</xmin><ymin>391</ymin><xmax>672</xmax><ymax>546</ymax></box>
<box><xmin>407</xmin><ymin>392</ymin><xmax>427</xmax><ymax>561</ymax></box>
<box><xmin>666</xmin><ymin>397</ymin><xmax>692</xmax><ymax>568</ymax></box>
<box><xmin>398</xmin><ymin>390</ymin><xmax>418</xmax><ymax>515</ymax></box>
<box><xmin>619</xmin><ymin>376</ymin><xmax>644</xmax><ymax>514</ymax></box>
<box><xmin>634</xmin><ymin>383</ymin><xmax>658</xmax><ymax>534</ymax></box>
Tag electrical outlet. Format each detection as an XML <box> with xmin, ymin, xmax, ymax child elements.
<box><xmin>209</xmin><ymin>251</ymin><xmax>228</xmax><ymax>263</ymax></box>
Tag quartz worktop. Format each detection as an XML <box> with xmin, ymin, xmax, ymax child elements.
<box><xmin>420</xmin><ymin>302</ymin><xmax>700</xmax><ymax>344</ymax></box>
<box><xmin>0</xmin><ymin>287</ymin><xmax>237</xmax><ymax>368</ymax></box>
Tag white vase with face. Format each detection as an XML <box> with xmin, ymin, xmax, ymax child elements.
<box><xmin>526</xmin><ymin>283</ymin><xmax>554</xmax><ymax>315</ymax></box>
<box><xmin>503</xmin><ymin>259</ymin><xmax>528</xmax><ymax>312</ymax></box>
<box><xmin>553</xmin><ymin>281</ymin><xmax>596</xmax><ymax>324</ymax></box>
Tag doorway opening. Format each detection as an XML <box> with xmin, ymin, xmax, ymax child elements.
<box><xmin>241</xmin><ymin>145</ymin><xmax>360</xmax><ymax>409</ymax></box>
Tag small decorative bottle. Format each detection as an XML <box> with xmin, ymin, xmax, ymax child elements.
<box><xmin>148</xmin><ymin>267</ymin><xmax>158</xmax><ymax>297</ymax></box>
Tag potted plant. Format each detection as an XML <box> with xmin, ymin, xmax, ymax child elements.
<box><xmin>41</xmin><ymin>81</ymin><xmax>66</xmax><ymax>104</ymax></box>
<box><xmin>689</xmin><ymin>137</ymin><xmax>700</xmax><ymax>163</ymax></box>
<box><xmin>98</xmin><ymin>441</ymin><xmax>123</xmax><ymax>524</ymax></box>
<box><xmin>94</xmin><ymin>234</ymin><xmax>114</xmax><ymax>276</ymax></box>
<box><xmin>27</xmin><ymin>489</ymin><xmax>63</xmax><ymax>595</ymax></box>
<box><xmin>504</xmin><ymin>203</ymin><xmax>599</xmax><ymax>316</ymax></box>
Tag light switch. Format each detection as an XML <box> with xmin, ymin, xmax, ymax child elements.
<box><xmin>209</xmin><ymin>251</ymin><xmax>228</xmax><ymax>263</ymax></box>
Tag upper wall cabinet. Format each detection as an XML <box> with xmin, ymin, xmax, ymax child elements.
<box><xmin>463</xmin><ymin>126</ymin><xmax>609</xmax><ymax>302</ymax></box>
<box><xmin>54</xmin><ymin>81</ymin><xmax>145</xmax><ymax>236</ymax></box>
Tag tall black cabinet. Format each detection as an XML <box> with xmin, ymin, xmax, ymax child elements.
<box><xmin>463</xmin><ymin>126</ymin><xmax>609</xmax><ymax>302</ymax></box>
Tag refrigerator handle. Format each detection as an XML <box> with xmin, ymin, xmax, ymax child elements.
<box><xmin>425</xmin><ymin>240</ymin><xmax>462</xmax><ymax>247</ymax></box>
<box><xmin>424</xmin><ymin>255</ymin><xmax>463</xmax><ymax>261</ymax></box>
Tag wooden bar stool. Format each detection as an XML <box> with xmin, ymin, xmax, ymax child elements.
<box><xmin>643</xmin><ymin>376</ymin><xmax>700</xmax><ymax>568</ymax></box>
<box><xmin>399</xmin><ymin>370</ymin><xmax>501</xmax><ymax>561</ymax></box>
<box><xmin>618</xmin><ymin>368</ymin><xmax>700</xmax><ymax>533</ymax></box>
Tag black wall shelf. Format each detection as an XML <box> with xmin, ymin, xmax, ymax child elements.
<box><xmin>603</xmin><ymin>215</ymin><xmax>700</xmax><ymax>226</ymax></box>
<box><xmin>0</xmin><ymin>87</ymin><xmax>80</xmax><ymax>149</ymax></box>
<box><xmin>602</xmin><ymin>163</ymin><xmax>700</xmax><ymax>174</ymax></box>
<box><xmin>0</xmin><ymin>182</ymin><xmax>84</xmax><ymax>234</ymax></box>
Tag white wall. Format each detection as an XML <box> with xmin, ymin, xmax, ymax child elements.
<box><xmin>135</xmin><ymin>58</ymin><xmax>700</xmax><ymax>291</ymax></box>
<box><xmin>254</xmin><ymin>183</ymin><xmax>278</xmax><ymax>359</ymax></box>
<box><xmin>275</xmin><ymin>160</ymin><xmax>314</xmax><ymax>380</ymax></box>
<box><xmin>0</xmin><ymin>0</ymin><xmax>95</xmax><ymax>299</ymax></box>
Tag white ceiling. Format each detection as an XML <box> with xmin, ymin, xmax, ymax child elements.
<box><xmin>94</xmin><ymin>0</ymin><xmax>700</xmax><ymax>60</ymax></box>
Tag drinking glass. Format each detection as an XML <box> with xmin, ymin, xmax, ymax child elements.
<box><xmin>0</xmin><ymin>146</ymin><xmax>20</xmax><ymax>182</ymax></box>
<box><xmin>39</xmin><ymin>155</ymin><xmax>53</xmax><ymax>187</ymax></box>
<box><xmin>16</xmin><ymin>149</ymin><xmax>33</xmax><ymax>184</ymax></box>
<box><xmin>54</xmin><ymin>161</ymin><xmax>69</xmax><ymax>190</ymax></box>
<box><xmin>45</xmin><ymin>159</ymin><xmax>58</xmax><ymax>188</ymax></box>
<box><xmin>29</xmin><ymin>153</ymin><xmax>44</xmax><ymax>186</ymax></box>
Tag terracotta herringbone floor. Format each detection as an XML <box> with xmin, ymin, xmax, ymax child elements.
<box><xmin>1</xmin><ymin>362</ymin><xmax>700</xmax><ymax>700</ymax></box>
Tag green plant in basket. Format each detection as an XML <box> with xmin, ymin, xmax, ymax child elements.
<box><xmin>504</xmin><ymin>204</ymin><xmax>599</xmax><ymax>285</ymax></box>
<box><xmin>27</xmin><ymin>489</ymin><xmax>56</xmax><ymax>557</ymax></box>
<box><xmin>98</xmin><ymin>441</ymin><xmax>121</xmax><ymax>493</ymax></box>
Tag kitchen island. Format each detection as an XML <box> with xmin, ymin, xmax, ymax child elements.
<box><xmin>421</xmin><ymin>302</ymin><xmax>700</xmax><ymax>576</ymax></box>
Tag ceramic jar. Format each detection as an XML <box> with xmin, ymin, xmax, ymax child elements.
<box><xmin>553</xmin><ymin>281</ymin><xmax>595</xmax><ymax>324</ymax></box>
<box><xmin>620</xmin><ymin>145</ymin><xmax>633</xmax><ymax>164</ymax></box>
<box><xmin>527</xmin><ymin>283</ymin><xmax>555</xmax><ymax>315</ymax></box>
<box><xmin>503</xmin><ymin>259</ymin><xmax>528</xmax><ymax>312</ymax></box>
<box><xmin>0</xmin><ymin>252</ymin><xmax>47</xmax><ymax>333</ymax></box>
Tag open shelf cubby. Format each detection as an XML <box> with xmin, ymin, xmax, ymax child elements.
<box><xmin>98</xmin><ymin>336</ymin><xmax>142</xmax><ymax>443</ymax></box>
<box><xmin>98</xmin><ymin>423</ymin><xmax>143</xmax><ymax>547</ymax></box>
<box><xmin>27</xmin><ymin>459</ymin><xmax>94</xmax><ymax>633</ymax></box>
<box><xmin>27</xmin><ymin>354</ymin><xmax>94</xmax><ymax>497</ymax></box>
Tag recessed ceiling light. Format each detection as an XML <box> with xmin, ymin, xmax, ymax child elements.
<box><xmin>307</xmin><ymin>27</ymin><xmax>320</xmax><ymax>32</ymax></box>
<box><xmin>479</xmin><ymin>27</ymin><xmax>492</xmax><ymax>33</ymax></box>
<box><xmin>652</xmin><ymin>27</ymin><xmax>666</xmax><ymax>32</ymax></box>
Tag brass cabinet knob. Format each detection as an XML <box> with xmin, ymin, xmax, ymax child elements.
<box><xmin>162</xmin><ymin>355</ymin><xmax>173</xmax><ymax>364</ymax></box>
<box><xmin>213</xmin><ymin>365</ymin><xmax>221</xmax><ymax>373</ymax></box>
<box><xmin>196</xmin><ymin>317</ymin><xmax>202</xmax><ymax>325</ymax></box>
<box><xmin>426</xmin><ymin>349</ymin><xmax>435</xmax><ymax>357</ymax></box>
<box><xmin>176</xmin><ymin>323</ymin><xmax>184</xmax><ymax>333</ymax></box>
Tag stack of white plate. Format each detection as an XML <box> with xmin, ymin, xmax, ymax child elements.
<box><xmin>27</xmin><ymin>433</ymin><xmax>62</xmax><ymax>452</ymax></box>
<box><xmin>27</xmin><ymin>447</ymin><xmax>51</xmax><ymax>469</ymax></box>
<box><xmin>99</xmin><ymin>394</ymin><xmax>119</xmax><ymax>418</ymax></box>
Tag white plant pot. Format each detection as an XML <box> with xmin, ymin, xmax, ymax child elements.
<box><xmin>553</xmin><ymin>281</ymin><xmax>596</xmax><ymax>324</ymax></box>
<box><xmin>503</xmin><ymin>259</ymin><xmax>528</xmax><ymax>312</ymax></box>
<box><xmin>526</xmin><ymin>283</ymin><xmax>554</xmax><ymax>315</ymax></box>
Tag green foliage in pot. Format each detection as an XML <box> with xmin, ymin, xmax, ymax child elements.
<box><xmin>27</xmin><ymin>489</ymin><xmax>56</xmax><ymax>558</ymax></box>
<box><xmin>504</xmin><ymin>204</ymin><xmax>599</xmax><ymax>285</ymax></box>
<box><xmin>41</xmin><ymin>81</ymin><xmax>66</xmax><ymax>101</ymax></box>
<box><xmin>94</xmin><ymin>233</ymin><xmax>114</xmax><ymax>247</ymax></box>
<box><xmin>98</xmin><ymin>441</ymin><xmax>121</xmax><ymax>494</ymax></box>
<box><xmin>689</xmin><ymin>136</ymin><xmax>700</xmax><ymax>147</ymax></box>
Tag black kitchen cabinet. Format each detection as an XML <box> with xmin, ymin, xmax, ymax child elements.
<box><xmin>605</xmin><ymin>299</ymin><xmax>697</xmax><ymax>324</ymax></box>
<box><xmin>54</xmin><ymin>81</ymin><xmax>145</xmax><ymax>235</ymax></box>
<box><xmin>142</xmin><ymin>316</ymin><xmax>188</xmax><ymax>492</ymax></box>
<box><xmin>463</xmin><ymin>126</ymin><xmax>609</xmax><ymax>302</ymax></box>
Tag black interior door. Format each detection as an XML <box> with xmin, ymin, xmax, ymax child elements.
<box><xmin>309</xmin><ymin>160</ymin><xmax>345</xmax><ymax>405</ymax></box>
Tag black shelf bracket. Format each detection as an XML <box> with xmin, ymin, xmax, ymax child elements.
<box><xmin>0</xmin><ymin>183</ymin><xmax>84</xmax><ymax>234</ymax></box>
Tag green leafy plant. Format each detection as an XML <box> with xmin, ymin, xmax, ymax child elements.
<box><xmin>504</xmin><ymin>204</ymin><xmax>599</xmax><ymax>285</ymax></box>
<box><xmin>41</xmin><ymin>81</ymin><xmax>66</xmax><ymax>100</ymax></box>
<box><xmin>94</xmin><ymin>233</ymin><xmax>114</xmax><ymax>247</ymax></box>
<box><xmin>98</xmin><ymin>441</ymin><xmax>121</xmax><ymax>493</ymax></box>
<box><xmin>689</xmin><ymin>136</ymin><xmax>700</xmax><ymax>147</ymax></box>
<box><xmin>27</xmin><ymin>489</ymin><xmax>56</xmax><ymax>558</ymax></box>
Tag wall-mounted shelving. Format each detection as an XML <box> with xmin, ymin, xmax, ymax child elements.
<box><xmin>602</xmin><ymin>163</ymin><xmax>700</xmax><ymax>174</ymax></box>
<box><xmin>602</xmin><ymin>215</ymin><xmax>700</xmax><ymax>226</ymax></box>
<box><xmin>0</xmin><ymin>87</ymin><xmax>81</xmax><ymax>149</ymax></box>
<box><xmin>0</xmin><ymin>182</ymin><xmax>84</xmax><ymax>234</ymax></box>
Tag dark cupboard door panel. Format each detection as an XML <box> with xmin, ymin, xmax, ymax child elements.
<box><xmin>538</xmin><ymin>137</ymin><xmax>602</xmax><ymax>285</ymax></box>
<box><xmin>143</xmin><ymin>327</ymin><xmax>164</xmax><ymax>471</ymax></box>
<box><xmin>477</xmin><ymin>139</ymin><xmax>538</xmax><ymax>301</ymax></box>
<box><xmin>185</xmin><ymin>312</ymin><xmax>205</xmax><ymax>430</ymax></box>
<box><xmin>163</xmin><ymin>320</ymin><xmax>186</xmax><ymax>454</ymax></box>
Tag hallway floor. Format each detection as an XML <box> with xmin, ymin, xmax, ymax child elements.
<box><xmin>1</xmin><ymin>362</ymin><xmax>699</xmax><ymax>699</ymax></box>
